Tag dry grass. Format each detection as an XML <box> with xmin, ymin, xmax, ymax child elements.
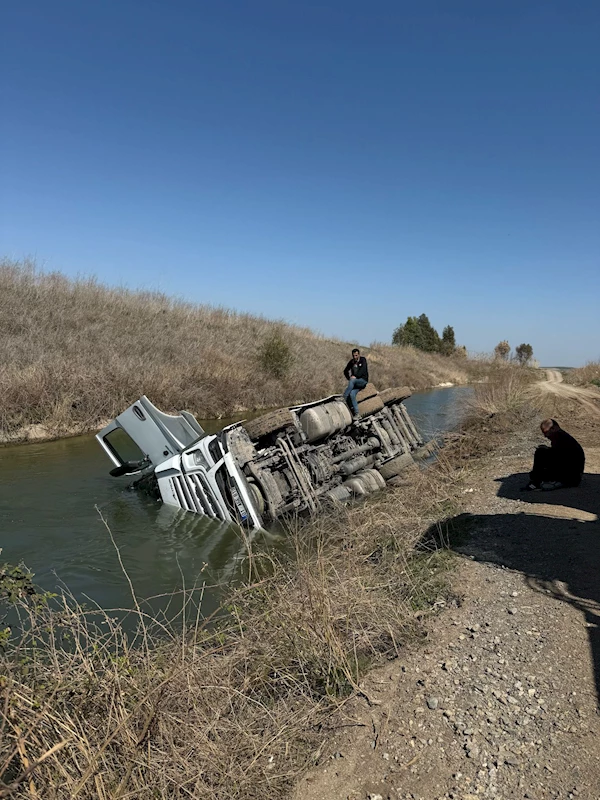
<box><xmin>0</xmin><ymin>465</ymin><xmax>463</xmax><ymax>799</ymax></box>
<box><xmin>1</xmin><ymin>258</ymin><xmax>489</xmax><ymax>441</ymax></box>
<box><xmin>467</xmin><ymin>368</ymin><xmax>537</xmax><ymax>417</ymax></box>
<box><xmin>565</xmin><ymin>362</ymin><xmax>600</xmax><ymax>387</ymax></box>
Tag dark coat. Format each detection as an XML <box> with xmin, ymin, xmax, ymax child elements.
<box><xmin>344</xmin><ymin>356</ymin><xmax>368</xmax><ymax>382</ymax></box>
<box><xmin>549</xmin><ymin>429</ymin><xmax>585</xmax><ymax>477</ymax></box>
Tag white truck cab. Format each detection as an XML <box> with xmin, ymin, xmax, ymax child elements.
<box><xmin>96</xmin><ymin>396</ymin><xmax>263</xmax><ymax>529</ymax></box>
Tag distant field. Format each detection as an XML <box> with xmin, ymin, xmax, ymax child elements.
<box><xmin>0</xmin><ymin>258</ymin><xmax>493</xmax><ymax>441</ymax></box>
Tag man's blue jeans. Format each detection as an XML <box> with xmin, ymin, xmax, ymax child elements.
<box><xmin>344</xmin><ymin>377</ymin><xmax>367</xmax><ymax>415</ymax></box>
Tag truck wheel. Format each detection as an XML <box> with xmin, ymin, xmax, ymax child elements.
<box><xmin>377</xmin><ymin>452</ymin><xmax>414</xmax><ymax>480</ymax></box>
<box><xmin>355</xmin><ymin>382</ymin><xmax>379</xmax><ymax>402</ymax></box>
<box><xmin>355</xmin><ymin>469</ymin><xmax>384</xmax><ymax>493</ymax></box>
<box><xmin>343</xmin><ymin>476</ymin><xmax>370</xmax><ymax>496</ymax></box>
<box><xmin>363</xmin><ymin>468</ymin><xmax>386</xmax><ymax>490</ymax></box>
<box><xmin>412</xmin><ymin>440</ymin><xmax>437</xmax><ymax>460</ymax></box>
<box><xmin>356</xmin><ymin>394</ymin><xmax>384</xmax><ymax>418</ymax></box>
<box><xmin>247</xmin><ymin>481</ymin><xmax>265</xmax><ymax>516</ymax></box>
<box><xmin>243</xmin><ymin>409</ymin><xmax>295</xmax><ymax>440</ymax></box>
<box><xmin>324</xmin><ymin>485</ymin><xmax>352</xmax><ymax>504</ymax></box>
<box><xmin>380</xmin><ymin>386</ymin><xmax>412</xmax><ymax>405</ymax></box>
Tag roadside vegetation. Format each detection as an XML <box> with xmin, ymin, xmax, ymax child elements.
<box><xmin>565</xmin><ymin>361</ymin><xmax>600</xmax><ymax>388</ymax></box>
<box><xmin>1</xmin><ymin>259</ymin><xmax>492</xmax><ymax>442</ymax></box>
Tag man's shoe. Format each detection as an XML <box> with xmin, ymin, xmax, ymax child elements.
<box><xmin>519</xmin><ymin>482</ymin><xmax>539</xmax><ymax>492</ymax></box>
<box><xmin>541</xmin><ymin>481</ymin><xmax>563</xmax><ymax>491</ymax></box>
<box><xmin>353</xmin><ymin>413</ymin><xmax>361</xmax><ymax>422</ymax></box>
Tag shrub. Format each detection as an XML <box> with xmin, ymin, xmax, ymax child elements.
<box><xmin>515</xmin><ymin>343</ymin><xmax>534</xmax><ymax>366</ymax></box>
<box><xmin>258</xmin><ymin>329</ymin><xmax>294</xmax><ymax>379</ymax></box>
<box><xmin>494</xmin><ymin>341</ymin><xmax>510</xmax><ymax>360</ymax></box>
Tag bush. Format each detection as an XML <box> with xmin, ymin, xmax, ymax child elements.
<box><xmin>469</xmin><ymin>369</ymin><xmax>534</xmax><ymax>417</ymax></box>
<box><xmin>515</xmin><ymin>343</ymin><xmax>534</xmax><ymax>366</ymax></box>
<box><xmin>494</xmin><ymin>341</ymin><xmax>510</xmax><ymax>360</ymax></box>
<box><xmin>565</xmin><ymin>362</ymin><xmax>600</xmax><ymax>387</ymax></box>
<box><xmin>258</xmin><ymin>329</ymin><xmax>294</xmax><ymax>379</ymax></box>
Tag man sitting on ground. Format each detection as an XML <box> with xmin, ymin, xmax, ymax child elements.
<box><xmin>521</xmin><ymin>418</ymin><xmax>585</xmax><ymax>491</ymax></box>
<box><xmin>343</xmin><ymin>348</ymin><xmax>369</xmax><ymax>421</ymax></box>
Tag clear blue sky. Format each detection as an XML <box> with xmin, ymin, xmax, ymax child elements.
<box><xmin>2</xmin><ymin>1</ymin><xmax>599</xmax><ymax>366</ymax></box>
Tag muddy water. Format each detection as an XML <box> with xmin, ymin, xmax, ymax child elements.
<box><xmin>0</xmin><ymin>386</ymin><xmax>471</xmax><ymax>613</ymax></box>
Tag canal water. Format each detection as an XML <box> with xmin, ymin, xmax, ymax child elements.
<box><xmin>0</xmin><ymin>386</ymin><xmax>471</xmax><ymax>615</ymax></box>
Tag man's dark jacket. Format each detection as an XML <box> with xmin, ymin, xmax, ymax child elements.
<box><xmin>550</xmin><ymin>428</ymin><xmax>585</xmax><ymax>480</ymax></box>
<box><xmin>344</xmin><ymin>356</ymin><xmax>368</xmax><ymax>382</ymax></box>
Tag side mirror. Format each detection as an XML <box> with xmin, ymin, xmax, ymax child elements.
<box><xmin>109</xmin><ymin>457</ymin><xmax>151</xmax><ymax>478</ymax></box>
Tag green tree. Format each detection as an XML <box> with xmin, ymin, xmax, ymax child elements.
<box><xmin>392</xmin><ymin>316</ymin><xmax>424</xmax><ymax>349</ymax></box>
<box><xmin>440</xmin><ymin>325</ymin><xmax>456</xmax><ymax>356</ymax></box>
<box><xmin>515</xmin><ymin>343</ymin><xmax>533</xmax><ymax>366</ymax></box>
<box><xmin>417</xmin><ymin>314</ymin><xmax>441</xmax><ymax>353</ymax></box>
<box><xmin>494</xmin><ymin>340</ymin><xmax>511</xmax><ymax>360</ymax></box>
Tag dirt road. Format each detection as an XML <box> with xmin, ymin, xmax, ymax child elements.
<box><xmin>537</xmin><ymin>369</ymin><xmax>600</xmax><ymax>417</ymax></box>
<box><xmin>294</xmin><ymin>397</ymin><xmax>600</xmax><ymax>800</ymax></box>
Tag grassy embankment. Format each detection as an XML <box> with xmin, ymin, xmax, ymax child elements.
<box><xmin>0</xmin><ymin>370</ymin><xmax>535</xmax><ymax>799</ymax></box>
<box><xmin>1</xmin><ymin>259</ymin><xmax>492</xmax><ymax>443</ymax></box>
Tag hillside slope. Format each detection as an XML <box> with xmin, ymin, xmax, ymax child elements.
<box><xmin>1</xmin><ymin>259</ymin><xmax>487</xmax><ymax>440</ymax></box>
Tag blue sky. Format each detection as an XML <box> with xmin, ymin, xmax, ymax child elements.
<box><xmin>2</xmin><ymin>1</ymin><xmax>599</xmax><ymax>366</ymax></box>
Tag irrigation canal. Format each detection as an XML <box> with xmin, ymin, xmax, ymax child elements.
<box><xmin>0</xmin><ymin>386</ymin><xmax>472</xmax><ymax>618</ymax></box>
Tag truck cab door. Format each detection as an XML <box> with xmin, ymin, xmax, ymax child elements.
<box><xmin>96</xmin><ymin>396</ymin><xmax>205</xmax><ymax>470</ymax></box>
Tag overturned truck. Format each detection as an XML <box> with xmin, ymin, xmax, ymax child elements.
<box><xmin>97</xmin><ymin>384</ymin><xmax>433</xmax><ymax>529</ymax></box>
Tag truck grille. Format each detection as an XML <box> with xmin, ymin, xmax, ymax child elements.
<box><xmin>169</xmin><ymin>475</ymin><xmax>223</xmax><ymax>519</ymax></box>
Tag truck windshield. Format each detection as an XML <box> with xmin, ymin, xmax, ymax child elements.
<box><xmin>103</xmin><ymin>428</ymin><xmax>146</xmax><ymax>465</ymax></box>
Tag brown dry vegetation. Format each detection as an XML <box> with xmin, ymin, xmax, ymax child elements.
<box><xmin>1</xmin><ymin>259</ymin><xmax>491</xmax><ymax>442</ymax></box>
<box><xmin>1</xmin><ymin>460</ymin><xmax>467</xmax><ymax>800</ymax></box>
<box><xmin>0</xmin><ymin>370</ymin><xmax>536</xmax><ymax>798</ymax></box>
<box><xmin>565</xmin><ymin>361</ymin><xmax>600</xmax><ymax>387</ymax></box>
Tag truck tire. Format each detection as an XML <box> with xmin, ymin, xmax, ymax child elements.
<box><xmin>380</xmin><ymin>386</ymin><xmax>412</xmax><ymax>405</ymax></box>
<box><xmin>356</xmin><ymin>394</ymin><xmax>384</xmax><ymax>418</ymax></box>
<box><xmin>377</xmin><ymin>452</ymin><xmax>414</xmax><ymax>480</ymax></box>
<box><xmin>247</xmin><ymin>481</ymin><xmax>266</xmax><ymax>516</ymax></box>
<box><xmin>243</xmin><ymin>409</ymin><xmax>295</xmax><ymax>440</ymax></box>
<box><xmin>355</xmin><ymin>382</ymin><xmax>379</xmax><ymax>402</ymax></box>
<box><xmin>412</xmin><ymin>440</ymin><xmax>437</xmax><ymax>461</ymax></box>
<box><xmin>343</xmin><ymin>476</ymin><xmax>370</xmax><ymax>496</ymax></box>
<box><xmin>324</xmin><ymin>485</ymin><xmax>352</xmax><ymax>504</ymax></box>
<box><xmin>356</xmin><ymin>469</ymin><xmax>385</xmax><ymax>493</ymax></box>
<box><xmin>363</xmin><ymin>468</ymin><xmax>386</xmax><ymax>490</ymax></box>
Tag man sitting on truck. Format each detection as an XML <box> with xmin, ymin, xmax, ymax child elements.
<box><xmin>521</xmin><ymin>418</ymin><xmax>585</xmax><ymax>491</ymax></box>
<box><xmin>343</xmin><ymin>348</ymin><xmax>369</xmax><ymax>420</ymax></box>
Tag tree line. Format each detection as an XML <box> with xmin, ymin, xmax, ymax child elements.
<box><xmin>494</xmin><ymin>340</ymin><xmax>534</xmax><ymax>365</ymax></box>
<box><xmin>392</xmin><ymin>314</ymin><xmax>462</xmax><ymax>356</ymax></box>
<box><xmin>392</xmin><ymin>314</ymin><xmax>535</xmax><ymax>365</ymax></box>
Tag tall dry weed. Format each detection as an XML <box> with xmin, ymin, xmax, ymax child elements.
<box><xmin>469</xmin><ymin>368</ymin><xmax>536</xmax><ymax>417</ymax></box>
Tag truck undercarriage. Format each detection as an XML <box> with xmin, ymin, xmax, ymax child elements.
<box><xmin>97</xmin><ymin>384</ymin><xmax>433</xmax><ymax>529</ymax></box>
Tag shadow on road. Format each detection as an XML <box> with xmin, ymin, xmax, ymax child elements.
<box><xmin>439</xmin><ymin>472</ymin><xmax>600</xmax><ymax>706</ymax></box>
